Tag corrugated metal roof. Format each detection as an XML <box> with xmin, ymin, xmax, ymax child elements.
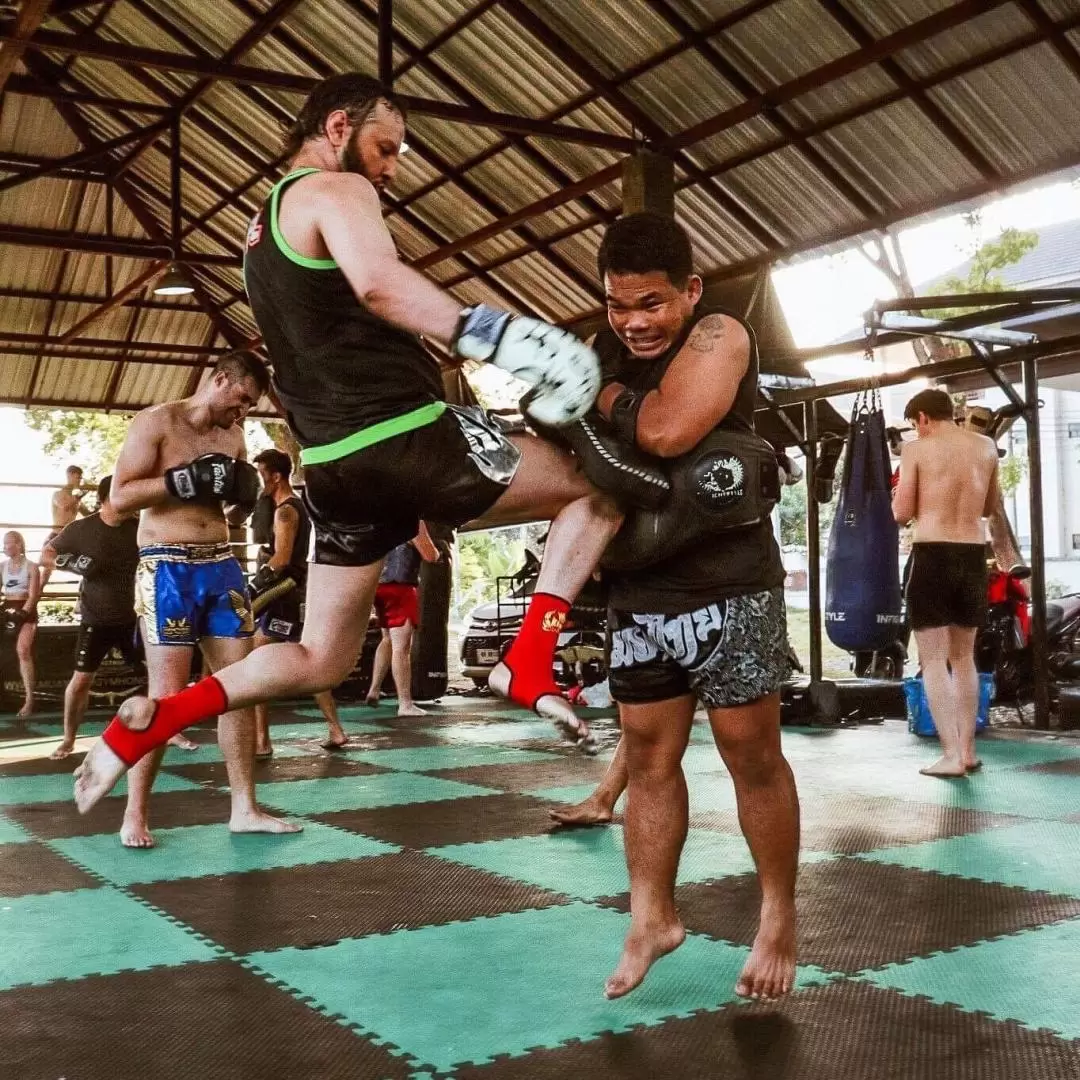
<box><xmin>1</xmin><ymin>0</ymin><xmax>1080</xmax><ymax>412</ymax></box>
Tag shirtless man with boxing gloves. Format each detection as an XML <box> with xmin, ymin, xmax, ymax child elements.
<box><xmin>75</xmin><ymin>72</ymin><xmax>622</xmax><ymax>810</ymax></box>
<box><xmin>97</xmin><ymin>350</ymin><xmax>298</xmax><ymax>847</ymax></box>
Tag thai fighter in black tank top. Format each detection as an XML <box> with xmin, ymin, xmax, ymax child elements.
<box><xmin>267</xmin><ymin>496</ymin><xmax>311</xmax><ymax>585</ymax></box>
<box><xmin>595</xmin><ymin>307</ymin><xmax>785</xmax><ymax>614</ymax></box>
<box><xmin>243</xmin><ymin>168</ymin><xmax>445</xmax><ymax>448</ymax></box>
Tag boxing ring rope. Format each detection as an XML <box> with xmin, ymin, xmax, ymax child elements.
<box><xmin>759</xmin><ymin>288</ymin><xmax>1080</xmax><ymax>731</ymax></box>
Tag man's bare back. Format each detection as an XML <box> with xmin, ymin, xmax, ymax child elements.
<box><xmin>894</xmin><ymin>425</ymin><xmax>998</xmax><ymax>543</ymax></box>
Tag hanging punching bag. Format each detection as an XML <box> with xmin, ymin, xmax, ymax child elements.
<box><xmin>824</xmin><ymin>390</ymin><xmax>903</xmax><ymax>651</ymax></box>
<box><xmin>410</xmin><ymin>533</ymin><xmax>454</xmax><ymax>702</ymax></box>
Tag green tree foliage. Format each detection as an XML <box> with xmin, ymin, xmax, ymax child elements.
<box><xmin>933</xmin><ymin>223</ymin><xmax>1040</xmax><ymax>300</ymax></box>
<box><xmin>455</xmin><ymin>528</ymin><xmax>528</xmax><ymax>615</ymax></box>
<box><xmin>998</xmin><ymin>454</ymin><xmax>1027</xmax><ymax>497</ymax></box>
<box><xmin>25</xmin><ymin>409</ymin><xmax>132</xmax><ymax>481</ymax></box>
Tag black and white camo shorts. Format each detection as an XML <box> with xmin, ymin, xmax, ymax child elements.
<box><xmin>606</xmin><ymin>587</ymin><xmax>791</xmax><ymax>708</ymax></box>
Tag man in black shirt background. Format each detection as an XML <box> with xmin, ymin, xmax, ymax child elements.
<box><xmin>248</xmin><ymin>449</ymin><xmax>348</xmax><ymax>754</ymax></box>
<box><xmin>41</xmin><ymin>476</ymin><xmax>142</xmax><ymax>759</ymax></box>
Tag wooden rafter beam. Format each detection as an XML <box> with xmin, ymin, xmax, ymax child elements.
<box><xmin>57</xmin><ymin>262</ymin><xmax>166</xmax><ymax>344</ymax></box>
<box><xmin>435</xmin><ymin>7</ymin><xmax>1080</xmax><ymax>296</ymax></box>
<box><xmin>0</xmin><ymin>223</ymin><xmax>241</xmax><ymax>264</ymax></box>
<box><xmin>0</xmin><ymin>285</ymin><xmax>202</xmax><ymax>312</ymax></box>
<box><xmin>2</xmin><ymin>74</ymin><xmax>171</xmax><ymax>112</ymax></box>
<box><xmin>0</xmin><ymin>116</ymin><xmax>172</xmax><ymax>195</ymax></box>
<box><xmin>3</xmin><ymin>27</ymin><xmax>637</xmax><ymax>151</ymax></box>
<box><xmin>811</xmin><ymin>0</ymin><xmax>998</xmax><ymax>182</ymax></box>
<box><xmin>410</xmin><ymin>0</ymin><xmax>1012</xmax><ymax>270</ymax></box>
<box><xmin>0</xmin><ymin>331</ymin><xmax>222</xmax><ymax>355</ymax></box>
<box><xmin>386</xmin><ymin>0</ymin><xmax>781</xmax><ymax>222</ymax></box>
<box><xmin>0</xmin><ymin>0</ymin><xmax>54</xmax><ymax>94</ymax></box>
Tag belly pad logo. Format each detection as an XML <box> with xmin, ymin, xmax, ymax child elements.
<box><xmin>694</xmin><ymin>454</ymin><xmax>745</xmax><ymax>510</ymax></box>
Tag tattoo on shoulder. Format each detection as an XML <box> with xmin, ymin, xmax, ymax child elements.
<box><xmin>685</xmin><ymin>315</ymin><xmax>731</xmax><ymax>354</ymax></box>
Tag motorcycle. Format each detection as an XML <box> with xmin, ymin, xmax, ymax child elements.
<box><xmin>976</xmin><ymin>564</ymin><xmax>1080</xmax><ymax>707</ymax></box>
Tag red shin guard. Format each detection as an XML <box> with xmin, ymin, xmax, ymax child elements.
<box><xmin>501</xmin><ymin>593</ymin><xmax>571</xmax><ymax>707</ymax></box>
<box><xmin>102</xmin><ymin>676</ymin><xmax>229</xmax><ymax>766</ymax></box>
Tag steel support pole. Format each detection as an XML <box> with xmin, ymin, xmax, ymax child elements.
<box><xmin>805</xmin><ymin>401</ymin><xmax>823</xmax><ymax>683</ymax></box>
<box><xmin>1023</xmin><ymin>356</ymin><xmax>1051</xmax><ymax>729</ymax></box>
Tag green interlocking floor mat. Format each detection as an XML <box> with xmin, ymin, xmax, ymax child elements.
<box><xmin>2</xmin><ymin>702</ymin><xmax>1080</xmax><ymax>1078</ymax></box>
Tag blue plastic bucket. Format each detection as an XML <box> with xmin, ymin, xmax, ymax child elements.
<box><xmin>904</xmin><ymin>673</ymin><xmax>994</xmax><ymax>738</ymax></box>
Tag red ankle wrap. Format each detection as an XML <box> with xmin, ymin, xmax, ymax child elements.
<box><xmin>501</xmin><ymin>593</ymin><xmax>570</xmax><ymax>707</ymax></box>
<box><xmin>102</xmin><ymin>676</ymin><xmax>228</xmax><ymax>766</ymax></box>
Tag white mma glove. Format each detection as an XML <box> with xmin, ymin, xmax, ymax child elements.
<box><xmin>452</xmin><ymin>304</ymin><xmax>601</xmax><ymax>426</ymax></box>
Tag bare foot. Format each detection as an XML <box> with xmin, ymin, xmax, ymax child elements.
<box><xmin>229</xmin><ymin>808</ymin><xmax>303</xmax><ymax>834</ymax></box>
<box><xmin>167</xmin><ymin>734</ymin><xmax>199</xmax><ymax>752</ymax></box>
<box><xmin>363</xmin><ymin>697</ymin><xmax>379</xmax><ymax>708</ymax></box>
<box><xmin>319</xmin><ymin>737</ymin><xmax>349</xmax><ymax>751</ymax></box>
<box><xmin>255</xmin><ymin>745</ymin><xmax>274</xmax><ymax>760</ymax></box>
<box><xmin>548</xmin><ymin>794</ymin><xmax>614</xmax><ymax>827</ymax></box>
<box><xmin>736</xmin><ymin>906</ymin><xmax>797</xmax><ymax>1000</ymax></box>
<box><xmin>120</xmin><ymin>817</ymin><xmax>155</xmax><ymax>849</ymax></box>
<box><xmin>17</xmin><ymin>700</ymin><xmax>33</xmax><ymax>718</ymax></box>
<box><xmin>396</xmin><ymin>703</ymin><xmax>428</xmax><ymax>717</ymax></box>
<box><xmin>919</xmin><ymin>756</ymin><xmax>967</xmax><ymax>778</ymax></box>
<box><xmin>605</xmin><ymin>919</ymin><xmax>686</xmax><ymax>999</ymax></box>
<box><xmin>489</xmin><ymin>661</ymin><xmax>598</xmax><ymax>755</ymax></box>
<box><xmin>50</xmin><ymin>741</ymin><xmax>75</xmax><ymax>761</ymax></box>
<box><xmin>964</xmin><ymin>758</ymin><xmax>983</xmax><ymax>772</ymax></box>
<box><xmin>73</xmin><ymin>739</ymin><xmax>129</xmax><ymax>813</ymax></box>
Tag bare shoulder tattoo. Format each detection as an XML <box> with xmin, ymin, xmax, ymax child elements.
<box><xmin>685</xmin><ymin>314</ymin><xmax>729</xmax><ymax>354</ymax></box>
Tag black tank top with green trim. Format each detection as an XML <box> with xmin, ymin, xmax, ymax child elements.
<box><xmin>243</xmin><ymin>168</ymin><xmax>445</xmax><ymax>448</ymax></box>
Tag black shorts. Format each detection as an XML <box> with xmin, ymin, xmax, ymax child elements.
<box><xmin>607</xmin><ymin>588</ymin><xmax>791</xmax><ymax>708</ymax></box>
<box><xmin>303</xmin><ymin>406</ymin><xmax>520</xmax><ymax>567</ymax></box>
<box><xmin>75</xmin><ymin>622</ymin><xmax>142</xmax><ymax>673</ymax></box>
<box><xmin>257</xmin><ymin>590</ymin><xmax>303</xmax><ymax>642</ymax></box>
<box><xmin>906</xmin><ymin>542</ymin><xmax>988</xmax><ymax>631</ymax></box>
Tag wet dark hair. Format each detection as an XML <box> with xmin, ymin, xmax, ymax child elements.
<box><xmin>212</xmin><ymin>350</ymin><xmax>271</xmax><ymax>397</ymax></box>
<box><xmin>254</xmin><ymin>448</ymin><xmax>292</xmax><ymax>480</ymax></box>
<box><xmin>597</xmin><ymin>212</ymin><xmax>694</xmax><ymax>289</ymax></box>
<box><xmin>904</xmin><ymin>388</ymin><xmax>955</xmax><ymax>423</ymax></box>
<box><xmin>97</xmin><ymin>475</ymin><xmax>112</xmax><ymax>505</ymax></box>
<box><xmin>66</xmin><ymin>465</ymin><xmax>83</xmax><ymax>477</ymax></box>
<box><xmin>282</xmin><ymin>73</ymin><xmax>406</xmax><ymax>157</ymax></box>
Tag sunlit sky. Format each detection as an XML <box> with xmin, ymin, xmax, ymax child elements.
<box><xmin>3</xmin><ymin>174</ymin><xmax>1080</xmax><ymax>547</ymax></box>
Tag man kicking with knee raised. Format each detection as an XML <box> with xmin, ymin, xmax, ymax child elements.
<box><xmin>100</xmin><ymin>350</ymin><xmax>298</xmax><ymax>845</ymax></box>
<box><xmin>549</xmin><ymin>214</ymin><xmax>798</xmax><ymax>1001</ymax></box>
<box><xmin>893</xmin><ymin>388</ymin><xmax>998</xmax><ymax>778</ymax></box>
<box><xmin>75</xmin><ymin>72</ymin><xmax>620</xmax><ymax>810</ymax></box>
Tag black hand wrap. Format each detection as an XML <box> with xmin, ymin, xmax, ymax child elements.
<box><xmin>53</xmin><ymin>551</ymin><xmax>97</xmax><ymax>578</ymax></box>
<box><xmin>601</xmin><ymin>428</ymin><xmax>783</xmax><ymax>573</ymax></box>
<box><xmin>607</xmin><ymin>387</ymin><xmax>646</xmax><ymax>446</ymax></box>
<box><xmin>530</xmin><ymin>411</ymin><xmax>670</xmax><ymax>510</ymax></box>
<box><xmin>224</xmin><ymin>460</ymin><xmax>260</xmax><ymax>520</ymax></box>
<box><xmin>248</xmin><ymin>563</ymin><xmax>298</xmax><ymax>617</ymax></box>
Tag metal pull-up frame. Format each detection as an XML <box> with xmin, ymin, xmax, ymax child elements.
<box><xmin>757</xmin><ymin>287</ymin><xmax>1080</xmax><ymax>729</ymax></box>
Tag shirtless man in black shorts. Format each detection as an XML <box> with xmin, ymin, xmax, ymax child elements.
<box><xmin>893</xmin><ymin>388</ymin><xmax>999</xmax><ymax>778</ymax></box>
<box><xmin>76</xmin><ymin>72</ymin><xmax>621</xmax><ymax>809</ymax></box>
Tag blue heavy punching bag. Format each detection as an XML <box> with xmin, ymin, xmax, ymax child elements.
<box><xmin>824</xmin><ymin>390</ymin><xmax>903</xmax><ymax>651</ymax></box>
